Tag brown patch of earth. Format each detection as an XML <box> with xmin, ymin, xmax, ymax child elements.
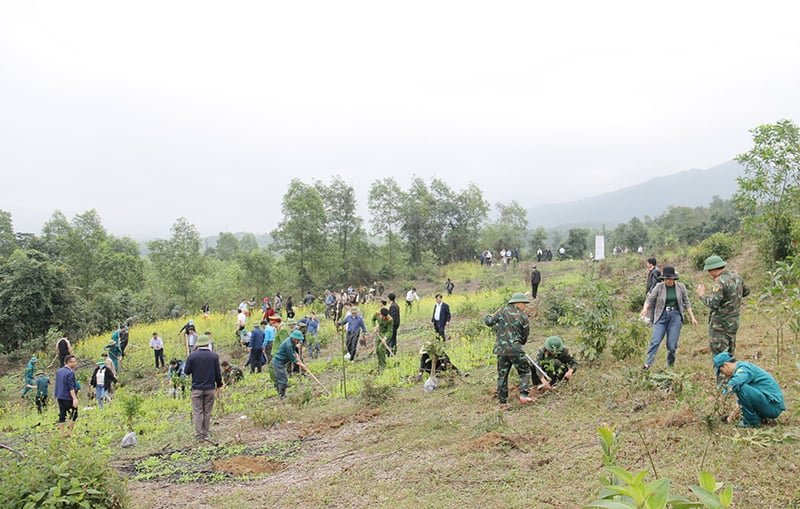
<box><xmin>212</xmin><ymin>456</ymin><xmax>286</xmax><ymax>476</ymax></box>
<box><xmin>460</xmin><ymin>431</ymin><xmax>528</xmax><ymax>451</ymax></box>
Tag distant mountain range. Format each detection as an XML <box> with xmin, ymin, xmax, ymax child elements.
<box><xmin>526</xmin><ymin>160</ymin><xmax>743</xmax><ymax>230</ymax></box>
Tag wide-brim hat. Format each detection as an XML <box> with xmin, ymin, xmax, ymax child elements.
<box><xmin>508</xmin><ymin>292</ymin><xmax>530</xmax><ymax>304</ymax></box>
<box><xmin>35</xmin><ymin>371</ymin><xmax>44</xmax><ymax>376</ymax></box>
<box><xmin>97</xmin><ymin>359</ymin><xmax>106</xmax><ymax>366</ymax></box>
<box><xmin>703</xmin><ymin>255</ymin><xmax>726</xmax><ymax>271</ymax></box>
<box><xmin>195</xmin><ymin>335</ymin><xmax>212</xmax><ymax>347</ymax></box>
<box><xmin>350</xmin><ymin>307</ymin><xmax>360</xmax><ymax>314</ymax></box>
<box><xmin>30</xmin><ymin>356</ymin><xmax>38</xmax><ymax>363</ymax></box>
<box><xmin>289</xmin><ymin>330</ymin><xmax>304</xmax><ymax>341</ymax></box>
<box><xmin>713</xmin><ymin>351</ymin><xmax>734</xmax><ymax>376</ymax></box>
<box><xmin>268</xmin><ymin>315</ymin><xmax>282</xmax><ymax>322</ymax></box>
<box><xmin>544</xmin><ymin>336</ymin><xmax>563</xmax><ymax>353</ymax></box>
<box><xmin>659</xmin><ymin>266</ymin><xmax>679</xmax><ymax>280</ymax></box>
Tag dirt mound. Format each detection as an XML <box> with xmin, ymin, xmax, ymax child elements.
<box><xmin>212</xmin><ymin>456</ymin><xmax>286</xmax><ymax>476</ymax></box>
<box><xmin>298</xmin><ymin>408</ymin><xmax>382</xmax><ymax>438</ymax></box>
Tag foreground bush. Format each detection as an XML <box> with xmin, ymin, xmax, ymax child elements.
<box><xmin>0</xmin><ymin>436</ymin><xmax>127</xmax><ymax>509</ymax></box>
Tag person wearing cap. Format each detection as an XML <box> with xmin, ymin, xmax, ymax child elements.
<box><xmin>220</xmin><ymin>361</ymin><xmax>244</xmax><ymax>387</ymax></box>
<box><xmin>21</xmin><ymin>356</ymin><xmax>38</xmax><ymax>398</ymax></box>
<box><xmin>529</xmin><ymin>266</ymin><xmax>541</xmax><ymax>299</ymax></box>
<box><xmin>183</xmin><ymin>335</ymin><xmax>222</xmax><ymax>441</ymax></box>
<box><xmin>697</xmin><ymin>255</ymin><xmax>750</xmax><ymax>356</ymax></box>
<box><xmin>338</xmin><ymin>306</ymin><xmax>366</xmax><ymax>361</ymax></box>
<box><xmin>271</xmin><ymin>330</ymin><xmax>310</xmax><ymax>399</ymax></box>
<box><xmin>373</xmin><ymin>308</ymin><xmax>394</xmax><ymax>369</ymax></box>
<box><xmin>713</xmin><ymin>352</ymin><xmax>785</xmax><ymax>427</ymax></box>
<box><xmin>104</xmin><ymin>338</ymin><xmax>122</xmax><ymax>373</ymax></box>
<box><xmin>645</xmin><ymin>257</ymin><xmax>661</xmax><ymax>296</ymax></box>
<box><xmin>534</xmin><ymin>336</ymin><xmax>578</xmax><ymax>390</ymax></box>
<box><xmin>640</xmin><ymin>266</ymin><xmax>698</xmax><ymax>370</ymax></box>
<box><xmin>90</xmin><ymin>357</ymin><xmax>117</xmax><ymax>410</ymax></box>
<box><xmin>484</xmin><ymin>292</ymin><xmax>535</xmax><ymax>406</ymax></box>
<box><xmin>30</xmin><ymin>370</ymin><xmax>50</xmax><ymax>414</ymax></box>
<box><xmin>54</xmin><ymin>355</ymin><xmax>79</xmax><ymax>437</ymax></box>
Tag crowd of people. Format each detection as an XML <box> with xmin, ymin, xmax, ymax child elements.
<box><xmin>20</xmin><ymin>251</ymin><xmax>786</xmax><ymax>444</ymax></box>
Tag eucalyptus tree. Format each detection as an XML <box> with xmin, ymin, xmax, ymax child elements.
<box><xmin>214</xmin><ymin>232</ymin><xmax>240</xmax><ymax>261</ymax></box>
<box><xmin>148</xmin><ymin>217</ymin><xmax>205</xmax><ymax>305</ymax></box>
<box><xmin>430</xmin><ymin>180</ymin><xmax>489</xmax><ymax>263</ymax></box>
<box><xmin>316</xmin><ymin>176</ymin><xmax>366</xmax><ymax>282</ymax></box>
<box><xmin>271</xmin><ymin>179</ymin><xmax>328</xmax><ymax>291</ymax></box>
<box><xmin>735</xmin><ymin>119</ymin><xmax>800</xmax><ymax>261</ymax></box>
<box><xmin>368</xmin><ymin>177</ymin><xmax>405</xmax><ymax>271</ymax></box>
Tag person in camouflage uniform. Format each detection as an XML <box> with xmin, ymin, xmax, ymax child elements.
<box><xmin>484</xmin><ymin>292</ymin><xmax>535</xmax><ymax>406</ymax></box>
<box><xmin>697</xmin><ymin>255</ymin><xmax>750</xmax><ymax>356</ymax></box>
<box><xmin>220</xmin><ymin>361</ymin><xmax>244</xmax><ymax>387</ymax></box>
<box><xmin>533</xmin><ymin>336</ymin><xmax>578</xmax><ymax>390</ymax></box>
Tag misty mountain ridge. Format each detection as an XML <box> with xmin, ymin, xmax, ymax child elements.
<box><xmin>527</xmin><ymin>160</ymin><xmax>743</xmax><ymax>230</ymax></box>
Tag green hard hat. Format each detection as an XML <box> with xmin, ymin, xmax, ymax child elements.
<box><xmin>544</xmin><ymin>336</ymin><xmax>563</xmax><ymax>353</ymax></box>
<box><xmin>508</xmin><ymin>292</ymin><xmax>530</xmax><ymax>304</ymax></box>
<box><xmin>703</xmin><ymin>255</ymin><xmax>726</xmax><ymax>271</ymax></box>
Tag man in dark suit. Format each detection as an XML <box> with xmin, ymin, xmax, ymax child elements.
<box><xmin>387</xmin><ymin>293</ymin><xmax>401</xmax><ymax>354</ymax></box>
<box><xmin>431</xmin><ymin>293</ymin><xmax>451</xmax><ymax>340</ymax></box>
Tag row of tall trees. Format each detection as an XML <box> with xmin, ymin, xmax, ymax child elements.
<box><xmin>1</xmin><ymin>119</ymin><xmax>798</xmax><ymax>354</ymax></box>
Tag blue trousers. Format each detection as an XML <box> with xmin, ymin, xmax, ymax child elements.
<box><xmin>645</xmin><ymin>309</ymin><xmax>682</xmax><ymax>367</ymax></box>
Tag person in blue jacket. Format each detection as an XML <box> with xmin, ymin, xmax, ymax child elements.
<box><xmin>713</xmin><ymin>351</ymin><xmax>786</xmax><ymax>427</ymax></box>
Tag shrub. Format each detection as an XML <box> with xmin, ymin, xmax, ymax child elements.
<box><xmin>691</xmin><ymin>233</ymin><xmax>737</xmax><ymax>270</ymax></box>
<box><xmin>0</xmin><ymin>436</ymin><xmax>128</xmax><ymax>509</ymax></box>
<box><xmin>611</xmin><ymin>319</ymin><xmax>649</xmax><ymax>361</ymax></box>
<box><xmin>539</xmin><ymin>291</ymin><xmax>574</xmax><ymax>326</ymax></box>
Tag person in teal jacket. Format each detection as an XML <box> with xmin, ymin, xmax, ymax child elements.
<box><xmin>271</xmin><ymin>330</ymin><xmax>309</xmax><ymax>399</ymax></box>
<box><xmin>713</xmin><ymin>351</ymin><xmax>786</xmax><ymax>427</ymax></box>
<box><xmin>22</xmin><ymin>356</ymin><xmax>38</xmax><ymax>398</ymax></box>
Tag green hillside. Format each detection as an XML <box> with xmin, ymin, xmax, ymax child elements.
<box><xmin>1</xmin><ymin>250</ymin><xmax>798</xmax><ymax>508</ymax></box>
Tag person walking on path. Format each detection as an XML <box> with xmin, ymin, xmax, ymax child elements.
<box><xmin>183</xmin><ymin>335</ymin><xmax>222</xmax><ymax>441</ymax></box>
<box><xmin>431</xmin><ymin>294</ymin><xmax>451</xmax><ymax>340</ymax></box>
<box><xmin>640</xmin><ymin>266</ymin><xmax>698</xmax><ymax>370</ymax></box>
<box><xmin>484</xmin><ymin>292</ymin><xmax>535</xmax><ymax>407</ymax></box>
<box><xmin>338</xmin><ymin>307</ymin><xmax>366</xmax><ymax>361</ymax></box>
<box><xmin>373</xmin><ymin>308</ymin><xmax>394</xmax><ymax>369</ymax></box>
<box><xmin>30</xmin><ymin>371</ymin><xmax>50</xmax><ymax>415</ymax></box>
<box><xmin>21</xmin><ymin>356</ymin><xmax>37</xmax><ymax>398</ymax></box>
<box><xmin>90</xmin><ymin>358</ymin><xmax>117</xmax><ymax>410</ymax></box>
<box><xmin>713</xmin><ymin>351</ymin><xmax>785</xmax><ymax>427</ymax></box>
<box><xmin>530</xmin><ymin>265</ymin><xmax>542</xmax><ymax>299</ymax></box>
<box><xmin>697</xmin><ymin>255</ymin><xmax>750</xmax><ymax>356</ymax></box>
<box><xmin>54</xmin><ymin>355</ymin><xmax>79</xmax><ymax>437</ymax></box>
<box><xmin>405</xmin><ymin>288</ymin><xmax>420</xmax><ymax>311</ymax></box>
<box><xmin>445</xmin><ymin>278</ymin><xmax>455</xmax><ymax>296</ymax></box>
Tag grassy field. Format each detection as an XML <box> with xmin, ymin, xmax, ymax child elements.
<box><xmin>1</xmin><ymin>250</ymin><xmax>799</xmax><ymax>508</ymax></box>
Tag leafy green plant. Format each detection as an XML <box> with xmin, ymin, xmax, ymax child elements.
<box><xmin>586</xmin><ymin>425</ymin><xmax>733</xmax><ymax>509</ymax></box>
<box><xmin>566</xmin><ymin>279</ymin><xmax>618</xmax><ymax>361</ymax></box>
<box><xmin>612</xmin><ymin>319</ymin><xmax>649</xmax><ymax>361</ymax></box>
<box><xmin>118</xmin><ymin>389</ymin><xmax>143</xmax><ymax>431</ymax></box>
<box><xmin>690</xmin><ymin>233</ymin><xmax>737</xmax><ymax>271</ymax></box>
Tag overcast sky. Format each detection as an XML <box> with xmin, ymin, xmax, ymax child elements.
<box><xmin>1</xmin><ymin>1</ymin><xmax>799</xmax><ymax>239</ymax></box>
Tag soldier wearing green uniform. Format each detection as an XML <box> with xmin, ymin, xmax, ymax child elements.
<box><xmin>534</xmin><ymin>336</ymin><xmax>578</xmax><ymax>390</ymax></box>
<box><xmin>697</xmin><ymin>255</ymin><xmax>750</xmax><ymax>356</ymax></box>
<box><xmin>485</xmin><ymin>292</ymin><xmax>535</xmax><ymax>406</ymax></box>
<box><xmin>713</xmin><ymin>352</ymin><xmax>785</xmax><ymax>427</ymax></box>
<box><xmin>372</xmin><ymin>308</ymin><xmax>393</xmax><ymax>369</ymax></box>
<box><xmin>22</xmin><ymin>356</ymin><xmax>38</xmax><ymax>398</ymax></box>
<box><xmin>220</xmin><ymin>361</ymin><xmax>244</xmax><ymax>387</ymax></box>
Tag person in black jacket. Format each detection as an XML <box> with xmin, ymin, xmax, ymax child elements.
<box><xmin>530</xmin><ymin>266</ymin><xmax>542</xmax><ymax>299</ymax></box>
<box><xmin>90</xmin><ymin>358</ymin><xmax>118</xmax><ymax>410</ymax></box>
<box><xmin>183</xmin><ymin>335</ymin><xmax>222</xmax><ymax>441</ymax></box>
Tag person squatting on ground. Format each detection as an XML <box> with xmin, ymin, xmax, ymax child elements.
<box><xmin>713</xmin><ymin>352</ymin><xmax>785</xmax><ymax>428</ymax></box>
<box><xmin>533</xmin><ymin>336</ymin><xmax>578</xmax><ymax>390</ymax></box>
<box><xmin>640</xmin><ymin>266</ymin><xmax>698</xmax><ymax>370</ymax></box>
<box><xmin>338</xmin><ymin>307</ymin><xmax>366</xmax><ymax>361</ymax></box>
<box><xmin>271</xmin><ymin>330</ymin><xmax>309</xmax><ymax>399</ymax></box>
<box><xmin>90</xmin><ymin>357</ymin><xmax>117</xmax><ymax>410</ymax></box>
<box><xmin>415</xmin><ymin>336</ymin><xmax>459</xmax><ymax>381</ymax></box>
<box><xmin>431</xmin><ymin>293</ymin><xmax>451</xmax><ymax>340</ymax></box>
<box><xmin>183</xmin><ymin>335</ymin><xmax>222</xmax><ymax>441</ymax></box>
<box><xmin>168</xmin><ymin>358</ymin><xmax>187</xmax><ymax>398</ymax></box>
<box><xmin>221</xmin><ymin>361</ymin><xmax>244</xmax><ymax>387</ymax></box>
<box><xmin>372</xmin><ymin>308</ymin><xmax>393</xmax><ymax>369</ymax></box>
<box><xmin>54</xmin><ymin>355</ymin><xmax>79</xmax><ymax>438</ymax></box>
<box><xmin>697</xmin><ymin>255</ymin><xmax>750</xmax><ymax>356</ymax></box>
<box><xmin>21</xmin><ymin>356</ymin><xmax>37</xmax><ymax>398</ymax></box>
<box><xmin>485</xmin><ymin>292</ymin><xmax>535</xmax><ymax>406</ymax></box>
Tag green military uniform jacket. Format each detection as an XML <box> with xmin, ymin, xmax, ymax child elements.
<box><xmin>484</xmin><ymin>304</ymin><xmax>530</xmax><ymax>356</ymax></box>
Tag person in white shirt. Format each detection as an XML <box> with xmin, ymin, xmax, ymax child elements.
<box><xmin>405</xmin><ymin>288</ymin><xmax>420</xmax><ymax>311</ymax></box>
<box><xmin>150</xmin><ymin>332</ymin><xmax>164</xmax><ymax>368</ymax></box>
